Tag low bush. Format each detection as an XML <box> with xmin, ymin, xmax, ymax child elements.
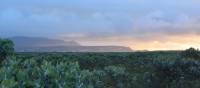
<box><xmin>0</xmin><ymin>38</ymin><xmax>14</xmax><ymax>62</ymax></box>
<box><xmin>181</xmin><ymin>48</ymin><xmax>200</xmax><ymax>60</ymax></box>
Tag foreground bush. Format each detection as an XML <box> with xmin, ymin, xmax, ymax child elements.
<box><xmin>0</xmin><ymin>58</ymin><xmax>80</xmax><ymax>88</ymax></box>
<box><xmin>181</xmin><ymin>48</ymin><xmax>200</xmax><ymax>60</ymax></box>
<box><xmin>0</xmin><ymin>38</ymin><xmax>14</xmax><ymax>62</ymax></box>
<box><xmin>153</xmin><ymin>58</ymin><xmax>200</xmax><ymax>88</ymax></box>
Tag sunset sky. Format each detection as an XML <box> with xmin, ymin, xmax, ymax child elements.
<box><xmin>0</xmin><ymin>0</ymin><xmax>200</xmax><ymax>50</ymax></box>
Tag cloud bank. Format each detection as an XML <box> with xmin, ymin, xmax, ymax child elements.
<box><xmin>0</xmin><ymin>0</ymin><xmax>200</xmax><ymax>50</ymax></box>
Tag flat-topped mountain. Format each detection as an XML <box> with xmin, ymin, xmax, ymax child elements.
<box><xmin>10</xmin><ymin>36</ymin><xmax>133</xmax><ymax>52</ymax></box>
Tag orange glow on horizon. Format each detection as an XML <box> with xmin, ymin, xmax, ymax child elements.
<box><xmin>127</xmin><ymin>34</ymin><xmax>200</xmax><ymax>50</ymax></box>
<box><xmin>76</xmin><ymin>34</ymin><xmax>200</xmax><ymax>51</ymax></box>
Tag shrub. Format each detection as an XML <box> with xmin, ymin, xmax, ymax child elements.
<box><xmin>0</xmin><ymin>39</ymin><xmax>14</xmax><ymax>61</ymax></box>
<box><xmin>181</xmin><ymin>48</ymin><xmax>200</xmax><ymax>60</ymax></box>
<box><xmin>0</xmin><ymin>38</ymin><xmax>14</xmax><ymax>62</ymax></box>
<box><xmin>153</xmin><ymin>58</ymin><xmax>200</xmax><ymax>88</ymax></box>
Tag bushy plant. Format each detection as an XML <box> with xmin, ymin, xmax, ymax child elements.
<box><xmin>153</xmin><ymin>58</ymin><xmax>200</xmax><ymax>88</ymax></box>
<box><xmin>181</xmin><ymin>47</ymin><xmax>200</xmax><ymax>60</ymax></box>
<box><xmin>0</xmin><ymin>38</ymin><xmax>14</xmax><ymax>62</ymax></box>
<box><xmin>0</xmin><ymin>57</ymin><xmax>81</xmax><ymax>88</ymax></box>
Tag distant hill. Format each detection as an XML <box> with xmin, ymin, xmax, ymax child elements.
<box><xmin>10</xmin><ymin>36</ymin><xmax>80</xmax><ymax>47</ymax></box>
<box><xmin>10</xmin><ymin>36</ymin><xmax>133</xmax><ymax>52</ymax></box>
<box><xmin>14</xmin><ymin>46</ymin><xmax>133</xmax><ymax>52</ymax></box>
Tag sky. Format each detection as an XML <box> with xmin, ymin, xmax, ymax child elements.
<box><xmin>0</xmin><ymin>0</ymin><xmax>200</xmax><ymax>50</ymax></box>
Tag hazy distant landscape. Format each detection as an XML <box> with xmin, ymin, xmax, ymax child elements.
<box><xmin>11</xmin><ymin>36</ymin><xmax>133</xmax><ymax>52</ymax></box>
<box><xmin>1</xmin><ymin>0</ymin><xmax>200</xmax><ymax>88</ymax></box>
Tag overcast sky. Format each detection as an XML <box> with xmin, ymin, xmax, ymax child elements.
<box><xmin>1</xmin><ymin>0</ymin><xmax>200</xmax><ymax>50</ymax></box>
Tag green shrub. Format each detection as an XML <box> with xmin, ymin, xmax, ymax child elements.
<box><xmin>0</xmin><ymin>38</ymin><xmax>14</xmax><ymax>62</ymax></box>
<box><xmin>181</xmin><ymin>48</ymin><xmax>200</xmax><ymax>60</ymax></box>
<box><xmin>153</xmin><ymin>58</ymin><xmax>200</xmax><ymax>88</ymax></box>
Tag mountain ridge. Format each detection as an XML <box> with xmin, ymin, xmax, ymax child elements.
<box><xmin>10</xmin><ymin>36</ymin><xmax>133</xmax><ymax>52</ymax></box>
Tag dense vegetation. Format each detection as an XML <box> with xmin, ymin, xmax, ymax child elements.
<box><xmin>1</xmin><ymin>39</ymin><xmax>200</xmax><ymax>88</ymax></box>
<box><xmin>0</xmin><ymin>38</ymin><xmax>14</xmax><ymax>62</ymax></box>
